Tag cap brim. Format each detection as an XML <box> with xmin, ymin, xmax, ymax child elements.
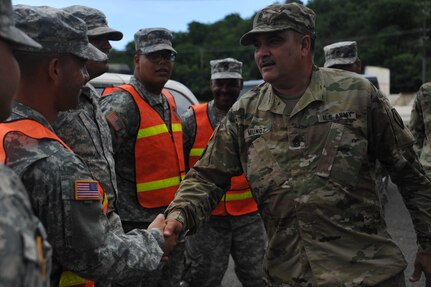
<box><xmin>240</xmin><ymin>26</ymin><xmax>288</xmax><ymax>46</ymax></box>
<box><xmin>0</xmin><ymin>26</ymin><xmax>41</xmax><ymax>49</ymax></box>
<box><xmin>72</xmin><ymin>42</ymin><xmax>107</xmax><ymax>61</ymax></box>
<box><xmin>139</xmin><ymin>44</ymin><xmax>176</xmax><ymax>54</ymax></box>
<box><xmin>88</xmin><ymin>27</ymin><xmax>123</xmax><ymax>41</ymax></box>
<box><xmin>324</xmin><ymin>57</ymin><xmax>357</xmax><ymax>68</ymax></box>
<box><xmin>211</xmin><ymin>72</ymin><xmax>242</xmax><ymax>80</ymax></box>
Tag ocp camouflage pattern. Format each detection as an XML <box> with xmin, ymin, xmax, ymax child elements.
<box><xmin>166</xmin><ymin>67</ymin><xmax>431</xmax><ymax>286</ymax></box>
<box><xmin>409</xmin><ymin>82</ymin><xmax>431</xmax><ymax>175</ymax></box>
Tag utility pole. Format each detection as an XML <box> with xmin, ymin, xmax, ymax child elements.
<box><xmin>422</xmin><ymin>0</ymin><xmax>429</xmax><ymax>83</ymax></box>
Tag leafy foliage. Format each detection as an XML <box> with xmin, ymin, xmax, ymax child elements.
<box><xmin>109</xmin><ymin>0</ymin><xmax>430</xmax><ymax>100</ymax></box>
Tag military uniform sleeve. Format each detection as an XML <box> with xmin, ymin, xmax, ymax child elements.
<box><xmin>100</xmin><ymin>91</ymin><xmax>139</xmax><ymax>154</ymax></box>
<box><xmin>409</xmin><ymin>85</ymin><xmax>427</xmax><ymax>156</ymax></box>
<box><xmin>20</xmin><ymin>154</ymin><xmax>164</xmax><ymax>283</ymax></box>
<box><xmin>368</xmin><ymin>85</ymin><xmax>431</xmax><ymax>252</ymax></box>
<box><xmin>0</xmin><ymin>167</ymin><xmax>51</xmax><ymax>287</ymax></box>
<box><xmin>165</xmin><ymin>111</ymin><xmax>243</xmax><ymax>233</ymax></box>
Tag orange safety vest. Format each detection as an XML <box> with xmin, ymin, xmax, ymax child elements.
<box><xmin>189</xmin><ymin>103</ymin><xmax>257</xmax><ymax>216</ymax></box>
<box><xmin>103</xmin><ymin>85</ymin><xmax>185</xmax><ymax>208</ymax></box>
<box><xmin>0</xmin><ymin>119</ymin><xmax>108</xmax><ymax>287</ymax></box>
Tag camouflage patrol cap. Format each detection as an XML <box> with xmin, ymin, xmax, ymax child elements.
<box><xmin>13</xmin><ymin>5</ymin><xmax>107</xmax><ymax>61</ymax></box>
<box><xmin>240</xmin><ymin>3</ymin><xmax>316</xmax><ymax>46</ymax></box>
<box><xmin>0</xmin><ymin>0</ymin><xmax>41</xmax><ymax>48</ymax></box>
<box><xmin>323</xmin><ymin>41</ymin><xmax>358</xmax><ymax>68</ymax></box>
<box><xmin>210</xmin><ymin>58</ymin><xmax>243</xmax><ymax>80</ymax></box>
<box><xmin>134</xmin><ymin>27</ymin><xmax>176</xmax><ymax>54</ymax></box>
<box><xmin>62</xmin><ymin>5</ymin><xmax>123</xmax><ymax>41</ymax></box>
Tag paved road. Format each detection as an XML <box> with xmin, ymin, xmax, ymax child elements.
<box><xmin>221</xmin><ymin>180</ymin><xmax>426</xmax><ymax>286</ymax></box>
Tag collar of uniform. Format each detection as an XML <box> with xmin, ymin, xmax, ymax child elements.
<box><xmin>130</xmin><ymin>76</ymin><xmax>165</xmax><ymax>107</ymax></box>
<box><xmin>11</xmin><ymin>101</ymin><xmax>55</xmax><ymax>131</ymax></box>
<box><xmin>82</xmin><ymin>82</ymin><xmax>100</xmax><ymax>100</ymax></box>
<box><xmin>257</xmin><ymin>84</ymin><xmax>286</xmax><ymax>115</ymax></box>
<box><xmin>290</xmin><ymin>67</ymin><xmax>325</xmax><ymax>117</ymax></box>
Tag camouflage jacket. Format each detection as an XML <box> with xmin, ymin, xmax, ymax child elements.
<box><xmin>409</xmin><ymin>82</ymin><xmax>431</xmax><ymax>174</ymax></box>
<box><xmin>0</xmin><ymin>165</ymin><xmax>52</xmax><ymax>287</ymax></box>
<box><xmin>166</xmin><ymin>67</ymin><xmax>431</xmax><ymax>286</ymax></box>
<box><xmin>181</xmin><ymin>100</ymin><xmax>227</xmax><ymax>168</ymax></box>
<box><xmin>100</xmin><ymin>76</ymin><xmax>174</xmax><ymax>224</ymax></box>
<box><xmin>53</xmin><ymin>83</ymin><xmax>118</xmax><ymax>216</ymax></box>
<box><xmin>3</xmin><ymin>102</ymin><xmax>164</xmax><ymax>285</ymax></box>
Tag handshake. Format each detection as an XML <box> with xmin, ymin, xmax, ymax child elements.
<box><xmin>147</xmin><ymin>213</ymin><xmax>184</xmax><ymax>262</ymax></box>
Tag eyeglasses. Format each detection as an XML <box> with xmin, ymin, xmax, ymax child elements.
<box><xmin>144</xmin><ymin>51</ymin><xmax>176</xmax><ymax>63</ymax></box>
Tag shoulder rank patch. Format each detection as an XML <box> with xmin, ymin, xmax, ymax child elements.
<box><xmin>246</xmin><ymin>126</ymin><xmax>270</xmax><ymax>137</ymax></box>
<box><xmin>75</xmin><ymin>180</ymin><xmax>101</xmax><ymax>201</ymax></box>
<box><xmin>317</xmin><ymin>111</ymin><xmax>356</xmax><ymax>123</ymax></box>
<box><xmin>106</xmin><ymin>112</ymin><xmax>125</xmax><ymax>132</ymax></box>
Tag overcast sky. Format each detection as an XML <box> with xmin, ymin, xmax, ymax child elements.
<box><xmin>13</xmin><ymin>0</ymin><xmax>311</xmax><ymax>50</ymax></box>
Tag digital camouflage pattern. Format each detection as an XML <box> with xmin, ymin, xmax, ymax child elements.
<box><xmin>409</xmin><ymin>82</ymin><xmax>431</xmax><ymax>174</ymax></box>
<box><xmin>240</xmin><ymin>3</ymin><xmax>316</xmax><ymax>45</ymax></box>
<box><xmin>166</xmin><ymin>67</ymin><xmax>431</xmax><ymax>286</ymax></box>
<box><xmin>100</xmin><ymin>76</ymin><xmax>172</xmax><ymax>225</ymax></box>
<box><xmin>13</xmin><ymin>5</ymin><xmax>106</xmax><ymax>61</ymax></box>
<box><xmin>101</xmin><ymin>77</ymin><xmax>184</xmax><ymax>287</ymax></box>
<box><xmin>3</xmin><ymin>102</ymin><xmax>164</xmax><ymax>286</ymax></box>
<box><xmin>183</xmin><ymin>213</ymin><xmax>266</xmax><ymax>287</ymax></box>
<box><xmin>181</xmin><ymin>100</ymin><xmax>266</xmax><ymax>287</ymax></box>
<box><xmin>0</xmin><ymin>165</ymin><xmax>52</xmax><ymax>287</ymax></box>
<box><xmin>53</xmin><ymin>84</ymin><xmax>121</xmax><ymax>230</ymax></box>
<box><xmin>0</xmin><ymin>0</ymin><xmax>41</xmax><ymax>48</ymax></box>
<box><xmin>210</xmin><ymin>58</ymin><xmax>243</xmax><ymax>80</ymax></box>
<box><xmin>323</xmin><ymin>41</ymin><xmax>358</xmax><ymax>68</ymax></box>
<box><xmin>62</xmin><ymin>5</ymin><xmax>123</xmax><ymax>40</ymax></box>
<box><xmin>134</xmin><ymin>27</ymin><xmax>176</xmax><ymax>54</ymax></box>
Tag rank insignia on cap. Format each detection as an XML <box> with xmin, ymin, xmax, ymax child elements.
<box><xmin>75</xmin><ymin>180</ymin><xmax>101</xmax><ymax>201</ymax></box>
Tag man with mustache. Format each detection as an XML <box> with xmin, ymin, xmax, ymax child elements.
<box><xmin>164</xmin><ymin>2</ymin><xmax>431</xmax><ymax>286</ymax></box>
<box><xmin>101</xmin><ymin>28</ymin><xmax>185</xmax><ymax>286</ymax></box>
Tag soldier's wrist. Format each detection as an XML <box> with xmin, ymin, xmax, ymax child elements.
<box><xmin>149</xmin><ymin>228</ymin><xmax>164</xmax><ymax>249</ymax></box>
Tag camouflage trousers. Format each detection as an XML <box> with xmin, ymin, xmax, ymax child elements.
<box><xmin>182</xmin><ymin>212</ymin><xmax>267</xmax><ymax>287</ymax></box>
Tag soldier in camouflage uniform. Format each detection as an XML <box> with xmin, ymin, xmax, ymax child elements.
<box><xmin>1</xmin><ymin>5</ymin><xmax>167</xmax><ymax>286</ymax></box>
<box><xmin>164</xmin><ymin>3</ymin><xmax>431</xmax><ymax>286</ymax></box>
<box><xmin>409</xmin><ymin>83</ymin><xmax>431</xmax><ymax>176</ymax></box>
<box><xmin>53</xmin><ymin>5</ymin><xmax>124</xmax><ymax>234</ymax></box>
<box><xmin>181</xmin><ymin>58</ymin><xmax>267</xmax><ymax>287</ymax></box>
<box><xmin>323</xmin><ymin>41</ymin><xmax>389</xmax><ymax>208</ymax></box>
<box><xmin>100</xmin><ymin>28</ymin><xmax>185</xmax><ymax>287</ymax></box>
<box><xmin>0</xmin><ymin>1</ymin><xmax>52</xmax><ymax>286</ymax></box>
<box><xmin>323</xmin><ymin>41</ymin><xmax>362</xmax><ymax>73</ymax></box>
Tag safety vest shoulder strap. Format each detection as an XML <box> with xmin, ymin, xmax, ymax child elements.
<box><xmin>0</xmin><ymin>119</ymin><xmax>73</xmax><ymax>164</ymax></box>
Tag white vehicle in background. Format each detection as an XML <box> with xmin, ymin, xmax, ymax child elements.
<box><xmin>90</xmin><ymin>72</ymin><xmax>199</xmax><ymax>115</ymax></box>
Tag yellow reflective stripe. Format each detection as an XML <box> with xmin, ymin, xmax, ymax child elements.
<box><xmin>172</xmin><ymin>123</ymin><xmax>182</xmax><ymax>132</ymax></box>
<box><xmin>59</xmin><ymin>271</ymin><xmax>91</xmax><ymax>287</ymax></box>
<box><xmin>137</xmin><ymin>176</ymin><xmax>181</xmax><ymax>192</ymax></box>
<box><xmin>102</xmin><ymin>194</ymin><xmax>108</xmax><ymax>207</ymax></box>
<box><xmin>225</xmin><ymin>190</ymin><xmax>253</xmax><ymax>201</ymax></box>
<box><xmin>190</xmin><ymin>148</ymin><xmax>204</xmax><ymax>157</ymax></box>
<box><xmin>137</xmin><ymin>124</ymin><xmax>168</xmax><ymax>139</ymax></box>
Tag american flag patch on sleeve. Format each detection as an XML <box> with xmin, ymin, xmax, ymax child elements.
<box><xmin>75</xmin><ymin>180</ymin><xmax>102</xmax><ymax>201</ymax></box>
<box><xmin>106</xmin><ymin>112</ymin><xmax>125</xmax><ymax>132</ymax></box>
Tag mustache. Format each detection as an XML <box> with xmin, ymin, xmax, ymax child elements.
<box><xmin>259</xmin><ymin>57</ymin><xmax>276</xmax><ymax>66</ymax></box>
